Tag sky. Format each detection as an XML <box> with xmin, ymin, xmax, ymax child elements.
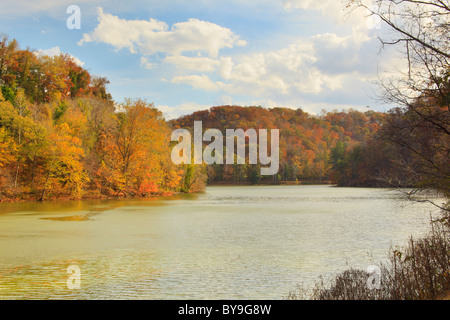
<box><xmin>0</xmin><ymin>0</ymin><xmax>403</xmax><ymax>119</ymax></box>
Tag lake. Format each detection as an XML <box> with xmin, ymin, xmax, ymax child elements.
<box><xmin>0</xmin><ymin>185</ymin><xmax>442</xmax><ymax>299</ymax></box>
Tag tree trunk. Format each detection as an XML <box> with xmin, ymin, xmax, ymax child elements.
<box><xmin>39</xmin><ymin>168</ymin><xmax>51</xmax><ymax>202</ymax></box>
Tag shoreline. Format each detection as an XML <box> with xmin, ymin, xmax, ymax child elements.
<box><xmin>207</xmin><ymin>180</ymin><xmax>334</xmax><ymax>186</ymax></box>
<box><xmin>1</xmin><ymin>183</ymin><xmax>333</xmax><ymax>203</ymax></box>
<box><xmin>0</xmin><ymin>182</ymin><xmax>410</xmax><ymax>204</ymax></box>
<box><xmin>0</xmin><ymin>191</ymin><xmax>188</xmax><ymax>204</ymax></box>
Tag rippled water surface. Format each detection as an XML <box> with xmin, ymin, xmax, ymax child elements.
<box><xmin>0</xmin><ymin>185</ymin><xmax>442</xmax><ymax>299</ymax></box>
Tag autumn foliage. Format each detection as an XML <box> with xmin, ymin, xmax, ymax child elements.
<box><xmin>1</xmin><ymin>33</ymin><xmax>447</xmax><ymax>201</ymax></box>
<box><xmin>0</xmin><ymin>35</ymin><xmax>204</xmax><ymax>201</ymax></box>
<box><xmin>170</xmin><ymin>106</ymin><xmax>385</xmax><ymax>185</ymax></box>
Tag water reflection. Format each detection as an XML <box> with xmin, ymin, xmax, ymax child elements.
<box><xmin>0</xmin><ymin>185</ymin><xmax>442</xmax><ymax>299</ymax></box>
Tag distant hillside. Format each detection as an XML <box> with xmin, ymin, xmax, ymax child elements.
<box><xmin>170</xmin><ymin>105</ymin><xmax>393</xmax><ymax>186</ymax></box>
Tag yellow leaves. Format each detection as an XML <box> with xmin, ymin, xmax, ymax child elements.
<box><xmin>0</xmin><ymin>127</ymin><xmax>16</xmax><ymax>168</ymax></box>
<box><xmin>162</xmin><ymin>167</ymin><xmax>183</xmax><ymax>191</ymax></box>
<box><xmin>60</xmin><ymin>101</ymin><xmax>88</xmax><ymax>138</ymax></box>
<box><xmin>93</xmin><ymin>99</ymin><xmax>187</xmax><ymax>196</ymax></box>
<box><xmin>50</xmin><ymin>122</ymin><xmax>83</xmax><ymax>155</ymax></box>
<box><xmin>0</xmin><ymin>94</ymin><xmax>17</xmax><ymax>126</ymax></box>
<box><xmin>44</xmin><ymin>122</ymin><xmax>88</xmax><ymax>196</ymax></box>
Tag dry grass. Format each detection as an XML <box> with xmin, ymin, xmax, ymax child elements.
<box><xmin>287</xmin><ymin>212</ymin><xmax>450</xmax><ymax>300</ymax></box>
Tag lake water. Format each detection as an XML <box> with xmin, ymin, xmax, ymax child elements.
<box><xmin>0</xmin><ymin>185</ymin><xmax>442</xmax><ymax>299</ymax></box>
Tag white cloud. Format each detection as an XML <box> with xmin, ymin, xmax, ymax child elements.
<box><xmin>281</xmin><ymin>0</ymin><xmax>355</xmax><ymax>19</ymax></box>
<box><xmin>140</xmin><ymin>57</ymin><xmax>155</xmax><ymax>69</ymax></box>
<box><xmin>282</xmin><ymin>0</ymin><xmax>376</xmax><ymax>43</ymax></box>
<box><xmin>79</xmin><ymin>7</ymin><xmax>246</xmax><ymax>58</ymax></box>
<box><xmin>231</xmin><ymin>53</ymin><xmax>267</xmax><ymax>81</ymax></box>
<box><xmin>174</xmin><ymin>39</ymin><xmax>345</xmax><ymax>96</ymax></box>
<box><xmin>157</xmin><ymin>102</ymin><xmax>211</xmax><ymax>120</ymax></box>
<box><xmin>164</xmin><ymin>56</ymin><xmax>220</xmax><ymax>72</ymax></box>
<box><xmin>34</xmin><ymin>46</ymin><xmax>85</xmax><ymax>67</ymax></box>
<box><xmin>215</xmin><ymin>95</ymin><xmax>234</xmax><ymax>105</ymax></box>
<box><xmin>77</xmin><ymin>3</ymin><xmax>383</xmax><ymax>107</ymax></box>
<box><xmin>164</xmin><ymin>4</ymin><xmax>388</xmax><ymax>103</ymax></box>
<box><xmin>35</xmin><ymin>46</ymin><xmax>62</xmax><ymax>57</ymax></box>
<box><xmin>78</xmin><ymin>8</ymin><xmax>166</xmax><ymax>52</ymax></box>
<box><xmin>218</xmin><ymin>57</ymin><xmax>234</xmax><ymax>80</ymax></box>
<box><xmin>171</xmin><ymin>74</ymin><xmax>221</xmax><ymax>91</ymax></box>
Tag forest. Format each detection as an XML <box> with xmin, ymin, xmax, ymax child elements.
<box><xmin>171</xmin><ymin>105</ymin><xmax>384</xmax><ymax>185</ymax></box>
<box><xmin>0</xmin><ymin>34</ymin><xmax>205</xmax><ymax>202</ymax></box>
<box><xmin>0</xmin><ymin>32</ymin><xmax>448</xmax><ymax>202</ymax></box>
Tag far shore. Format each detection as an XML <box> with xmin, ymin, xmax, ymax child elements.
<box><xmin>208</xmin><ymin>180</ymin><xmax>333</xmax><ymax>186</ymax></box>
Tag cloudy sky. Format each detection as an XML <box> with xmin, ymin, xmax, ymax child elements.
<box><xmin>0</xmin><ymin>0</ymin><xmax>401</xmax><ymax>119</ymax></box>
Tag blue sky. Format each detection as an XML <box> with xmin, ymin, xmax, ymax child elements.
<box><xmin>0</xmin><ymin>0</ymin><xmax>401</xmax><ymax>119</ymax></box>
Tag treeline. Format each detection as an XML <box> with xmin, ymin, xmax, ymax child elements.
<box><xmin>332</xmin><ymin>102</ymin><xmax>449</xmax><ymax>195</ymax></box>
<box><xmin>171</xmin><ymin>99</ymin><xmax>448</xmax><ymax>194</ymax></box>
<box><xmin>0</xmin><ymin>34</ymin><xmax>205</xmax><ymax>202</ymax></box>
<box><xmin>331</xmin><ymin>73</ymin><xmax>449</xmax><ymax>197</ymax></box>
<box><xmin>170</xmin><ymin>106</ymin><xmax>389</xmax><ymax>185</ymax></box>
